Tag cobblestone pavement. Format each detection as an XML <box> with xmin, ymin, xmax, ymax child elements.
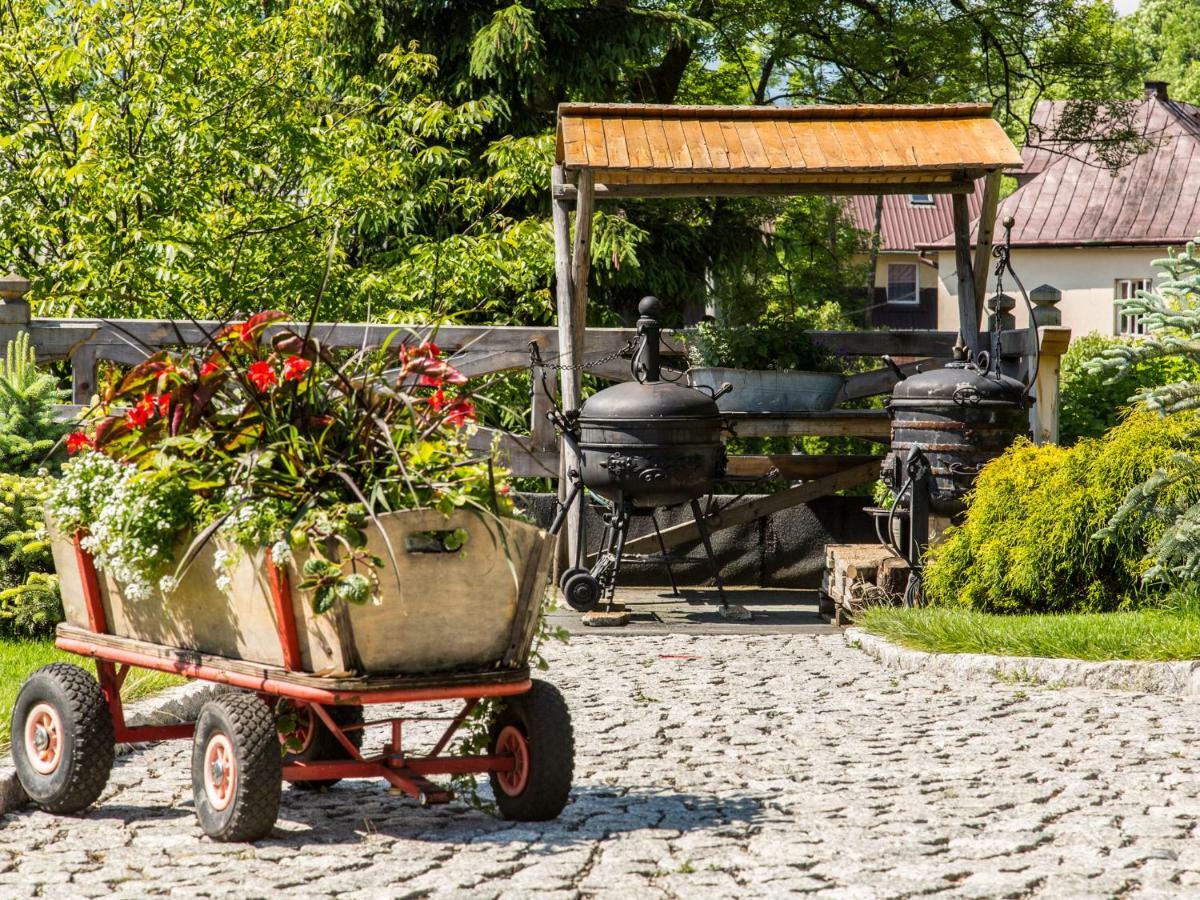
<box><xmin>4</xmin><ymin>633</ymin><xmax>1200</xmax><ymax>898</ymax></box>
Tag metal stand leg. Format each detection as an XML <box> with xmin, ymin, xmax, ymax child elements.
<box><xmin>651</xmin><ymin>511</ymin><xmax>679</xmax><ymax>596</ymax></box>
<box><xmin>689</xmin><ymin>499</ymin><xmax>750</xmax><ymax>621</ymax></box>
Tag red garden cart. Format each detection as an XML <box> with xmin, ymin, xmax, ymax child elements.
<box><xmin>10</xmin><ymin>533</ymin><xmax>573</xmax><ymax>842</ymax></box>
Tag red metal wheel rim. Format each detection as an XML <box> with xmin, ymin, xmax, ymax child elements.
<box><xmin>495</xmin><ymin>725</ymin><xmax>530</xmax><ymax>797</ymax></box>
<box><xmin>24</xmin><ymin>702</ymin><xmax>63</xmax><ymax>776</ymax></box>
<box><xmin>203</xmin><ymin>733</ymin><xmax>237</xmax><ymax>812</ymax></box>
<box><xmin>282</xmin><ymin>705</ymin><xmax>316</xmax><ymax>754</ymax></box>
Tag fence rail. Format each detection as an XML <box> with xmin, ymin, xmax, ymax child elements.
<box><xmin>0</xmin><ymin>278</ymin><xmax>1069</xmax><ymax>483</ymax></box>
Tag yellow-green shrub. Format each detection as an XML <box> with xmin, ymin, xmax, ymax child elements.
<box><xmin>923</xmin><ymin>410</ymin><xmax>1200</xmax><ymax>612</ymax></box>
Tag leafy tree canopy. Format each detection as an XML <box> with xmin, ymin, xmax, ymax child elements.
<box><xmin>1133</xmin><ymin>0</ymin><xmax>1200</xmax><ymax>105</ymax></box>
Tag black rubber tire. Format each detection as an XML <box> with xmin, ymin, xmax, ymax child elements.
<box><xmin>10</xmin><ymin>663</ymin><xmax>114</xmax><ymax>814</ymax></box>
<box><xmin>191</xmin><ymin>692</ymin><xmax>281</xmax><ymax>842</ymax></box>
<box><xmin>284</xmin><ymin>705</ymin><xmax>365</xmax><ymax>791</ymax></box>
<box><xmin>558</xmin><ymin>566</ymin><xmax>588</xmax><ymax>593</ymax></box>
<box><xmin>488</xmin><ymin>679</ymin><xmax>574</xmax><ymax>821</ymax></box>
<box><xmin>562</xmin><ymin>572</ymin><xmax>601</xmax><ymax>612</ymax></box>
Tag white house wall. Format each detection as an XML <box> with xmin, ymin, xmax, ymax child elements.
<box><xmin>935</xmin><ymin>246</ymin><xmax>1179</xmax><ymax>338</ymax></box>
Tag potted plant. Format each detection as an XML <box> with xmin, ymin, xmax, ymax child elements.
<box><xmin>685</xmin><ymin>318</ymin><xmax>846</xmax><ymax>413</ymax></box>
<box><xmin>48</xmin><ymin>311</ymin><xmax>553</xmax><ymax>676</ymax></box>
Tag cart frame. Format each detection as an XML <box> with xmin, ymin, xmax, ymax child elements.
<box><xmin>56</xmin><ymin>533</ymin><xmax>537</xmax><ymax>807</ymax></box>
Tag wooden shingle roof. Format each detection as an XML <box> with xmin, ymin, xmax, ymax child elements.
<box><xmin>555</xmin><ymin>103</ymin><xmax>1023</xmax><ymax>199</ymax></box>
<box><xmin>924</xmin><ymin>97</ymin><xmax>1200</xmax><ymax>249</ymax></box>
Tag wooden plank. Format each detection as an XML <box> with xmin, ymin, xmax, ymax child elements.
<box><xmin>659</xmin><ymin>118</ymin><xmax>692</xmax><ymax>170</ymax></box>
<box><xmin>952</xmin><ymin>191</ymin><xmax>980</xmax><ymax>361</ymax></box>
<box><xmin>700</xmin><ymin>119</ymin><xmax>729</xmax><ymax>169</ymax></box>
<box><xmin>551</xmin><ymin>163</ymin><xmax>580</xmax><ymax>513</ymax></box>
<box><xmin>754</xmin><ymin>120</ymin><xmax>792</xmax><ymax>170</ymax></box>
<box><xmin>973</xmin><ymin>171</ymin><xmax>1002</xmax><ymax>314</ymax></box>
<box><xmin>621</xmin><ymin>119</ymin><xmax>653</xmax><ymax>169</ymax></box>
<box><xmin>565</xmin><ymin>171</ymin><xmax>595</xmax><ymax>561</ymax></box>
<box><xmin>678</xmin><ymin>119</ymin><xmax>710</xmax><ymax>169</ymax></box>
<box><xmin>29</xmin><ymin>322</ymin><xmax>99</xmax><ymax>360</ymax></box>
<box><xmin>644</xmin><ymin>118</ymin><xmax>673</xmax><ymax>170</ymax></box>
<box><xmin>726</xmin><ymin>410</ymin><xmax>890</xmax><ymax>441</ymax></box>
<box><xmin>836</xmin><ymin>357</ymin><xmax>954</xmax><ymax>402</ymax></box>
<box><xmin>57</xmin><ymin>624</ymin><xmax>530</xmax><ymax>692</ymax></box>
<box><xmin>1031</xmin><ymin>325</ymin><xmax>1072</xmax><ymax>446</ymax></box>
<box><xmin>719</xmin><ymin>119</ymin><xmax>748</xmax><ymax>170</ymax></box>
<box><xmin>724</xmin><ymin>454</ymin><xmax>883</xmax><ymax>479</ymax></box>
<box><xmin>615</xmin><ymin>460</ymin><xmax>882</xmax><ymax>557</ymax></box>
<box><xmin>601</xmin><ymin>118</ymin><xmax>629</xmax><ymax>168</ymax></box>
<box><xmin>582</xmin><ymin>119</ymin><xmax>608</xmax><ymax>168</ymax></box>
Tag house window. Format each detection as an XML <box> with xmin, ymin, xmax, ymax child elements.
<box><xmin>909</xmin><ymin>194</ymin><xmax>935</xmax><ymax>206</ymax></box>
<box><xmin>887</xmin><ymin>263</ymin><xmax>919</xmax><ymax>305</ymax></box>
<box><xmin>1115</xmin><ymin>278</ymin><xmax>1152</xmax><ymax>336</ymax></box>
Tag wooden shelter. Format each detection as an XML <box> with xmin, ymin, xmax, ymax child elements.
<box><xmin>551</xmin><ymin>102</ymin><xmax>1025</xmax><ymax>564</ymax></box>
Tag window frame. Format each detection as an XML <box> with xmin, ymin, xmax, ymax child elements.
<box><xmin>1114</xmin><ymin>277</ymin><xmax>1152</xmax><ymax>337</ymax></box>
<box><xmin>886</xmin><ymin>262</ymin><xmax>920</xmax><ymax>306</ymax></box>
<box><xmin>908</xmin><ymin>193</ymin><xmax>935</xmax><ymax>207</ymax></box>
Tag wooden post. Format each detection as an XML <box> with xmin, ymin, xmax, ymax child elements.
<box><xmin>1032</xmin><ymin>326</ymin><xmax>1071</xmax><ymax>445</ymax></box>
<box><xmin>952</xmin><ymin>193</ymin><xmax>980</xmax><ymax>361</ymax></box>
<box><xmin>0</xmin><ymin>273</ymin><xmax>31</xmax><ymax>364</ymax></box>
<box><xmin>551</xmin><ymin>165</ymin><xmax>584</xmax><ymax>569</ymax></box>
<box><xmin>972</xmin><ymin>171</ymin><xmax>1002</xmax><ymax>316</ymax></box>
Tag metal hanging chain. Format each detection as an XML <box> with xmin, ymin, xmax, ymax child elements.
<box><xmin>528</xmin><ymin>339</ymin><xmax>637</xmax><ymax>373</ymax></box>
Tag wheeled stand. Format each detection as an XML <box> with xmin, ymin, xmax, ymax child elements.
<box><xmin>548</xmin><ymin>468</ymin><xmax>742</xmax><ymax>618</ymax></box>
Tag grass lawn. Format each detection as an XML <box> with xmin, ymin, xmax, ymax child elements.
<box><xmin>859</xmin><ymin>605</ymin><xmax>1200</xmax><ymax>662</ymax></box>
<box><xmin>1</xmin><ymin>637</ymin><xmax>182</xmax><ymax>753</ymax></box>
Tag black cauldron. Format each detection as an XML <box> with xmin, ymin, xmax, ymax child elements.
<box><xmin>576</xmin><ymin>297</ymin><xmax>726</xmax><ymax>508</ymax></box>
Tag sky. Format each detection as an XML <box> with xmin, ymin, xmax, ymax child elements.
<box><xmin>1113</xmin><ymin>0</ymin><xmax>1140</xmax><ymax>13</ymax></box>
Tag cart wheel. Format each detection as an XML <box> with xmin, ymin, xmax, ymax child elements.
<box><xmin>488</xmin><ymin>680</ymin><xmax>573</xmax><ymax>821</ymax></box>
<box><xmin>191</xmin><ymin>692</ymin><xmax>281</xmax><ymax>842</ymax></box>
<box><xmin>562</xmin><ymin>572</ymin><xmax>601</xmax><ymax>612</ymax></box>
<box><xmin>10</xmin><ymin>663</ymin><xmax>114</xmax><ymax>814</ymax></box>
<box><xmin>558</xmin><ymin>566</ymin><xmax>587</xmax><ymax>593</ymax></box>
<box><xmin>284</xmin><ymin>704</ymin><xmax>364</xmax><ymax>791</ymax></box>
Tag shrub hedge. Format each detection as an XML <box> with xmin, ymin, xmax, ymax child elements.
<box><xmin>922</xmin><ymin>410</ymin><xmax>1200</xmax><ymax>613</ymax></box>
<box><xmin>0</xmin><ymin>474</ymin><xmax>61</xmax><ymax>637</ymax></box>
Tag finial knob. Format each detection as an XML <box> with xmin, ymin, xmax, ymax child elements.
<box><xmin>638</xmin><ymin>296</ymin><xmax>661</xmax><ymax>318</ymax></box>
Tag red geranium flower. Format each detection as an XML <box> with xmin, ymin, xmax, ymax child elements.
<box><xmin>247</xmin><ymin>360</ymin><xmax>277</xmax><ymax>392</ymax></box>
<box><xmin>125</xmin><ymin>393</ymin><xmax>156</xmax><ymax>429</ymax></box>
<box><xmin>444</xmin><ymin>398</ymin><xmax>476</xmax><ymax>428</ymax></box>
<box><xmin>199</xmin><ymin>360</ymin><xmax>221</xmax><ymax>378</ymax></box>
<box><xmin>282</xmin><ymin>356</ymin><xmax>311</xmax><ymax>382</ymax></box>
<box><xmin>66</xmin><ymin>431</ymin><xmax>93</xmax><ymax>454</ymax></box>
<box><xmin>428</xmin><ymin>388</ymin><xmax>446</xmax><ymax>412</ymax></box>
<box><xmin>156</xmin><ymin>394</ymin><xmax>171</xmax><ymax>416</ymax></box>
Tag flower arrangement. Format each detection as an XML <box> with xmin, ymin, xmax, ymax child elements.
<box><xmin>49</xmin><ymin>311</ymin><xmax>515</xmax><ymax>612</ymax></box>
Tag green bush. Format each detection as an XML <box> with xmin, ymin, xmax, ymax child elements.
<box><xmin>684</xmin><ymin>317</ymin><xmax>844</xmax><ymax>373</ymax></box>
<box><xmin>922</xmin><ymin>410</ymin><xmax>1200</xmax><ymax>613</ymax></box>
<box><xmin>1058</xmin><ymin>332</ymin><xmax>1200</xmax><ymax>444</ymax></box>
<box><xmin>0</xmin><ymin>474</ymin><xmax>61</xmax><ymax>637</ymax></box>
<box><xmin>0</xmin><ymin>332</ymin><xmax>67</xmax><ymax>475</ymax></box>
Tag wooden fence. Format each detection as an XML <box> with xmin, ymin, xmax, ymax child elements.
<box><xmin>0</xmin><ymin>277</ymin><xmax>1069</xmax><ymax>547</ymax></box>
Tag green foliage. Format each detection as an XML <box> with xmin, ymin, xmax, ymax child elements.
<box><xmin>922</xmin><ymin>411</ymin><xmax>1200</xmax><ymax>613</ymax></box>
<box><xmin>1086</xmin><ymin>239</ymin><xmax>1200</xmax><ymax>588</ymax></box>
<box><xmin>1133</xmin><ymin>0</ymin><xmax>1200</xmax><ymax>104</ymax></box>
<box><xmin>0</xmin><ymin>0</ymin><xmax>552</xmax><ymax>324</ymax></box>
<box><xmin>0</xmin><ymin>332</ymin><xmax>67</xmax><ymax>475</ymax></box>
<box><xmin>684</xmin><ymin>318</ymin><xmax>844</xmax><ymax>373</ymax></box>
<box><xmin>1058</xmin><ymin>332</ymin><xmax>1200</xmax><ymax>444</ymax></box>
<box><xmin>0</xmin><ymin>474</ymin><xmax>61</xmax><ymax>638</ymax></box>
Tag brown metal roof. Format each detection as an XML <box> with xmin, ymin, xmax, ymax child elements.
<box><xmin>848</xmin><ymin>183</ymin><xmax>985</xmax><ymax>252</ymax></box>
<box><xmin>555</xmin><ymin>103</ymin><xmax>1023</xmax><ymax>197</ymax></box>
<box><xmin>924</xmin><ymin>97</ymin><xmax>1200</xmax><ymax>249</ymax></box>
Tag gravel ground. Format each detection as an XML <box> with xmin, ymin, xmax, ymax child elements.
<box><xmin>3</xmin><ymin>632</ymin><xmax>1200</xmax><ymax>898</ymax></box>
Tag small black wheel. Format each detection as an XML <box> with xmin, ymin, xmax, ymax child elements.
<box><xmin>283</xmin><ymin>704</ymin><xmax>364</xmax><ymax>791</ymax></box>
<box><xmin>191</xmin><ymin>692</ymin><xmax>281</xmax><ymax>842</ymax></box>
<box><xmin>562</xmin><ymin>572</ymin><xmax>601</xmax><ymax>612</ymax></box>
<box><xmin>488</xmin><ymin>680</ymin><xmax>573</xmax><ymax>821</ymax></box>
<box><xmin>558</xmin><ymin>566</ymin><xmax>588</xmax><ymax>593</ymax></box>
<box><xmin>11</xmin><ymin>663</ymin><xmax>114</xmax><ymax>814</ymax></box>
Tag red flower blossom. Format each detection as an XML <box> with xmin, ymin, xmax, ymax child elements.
<box><xmin>125</xmin><ymin>393</ymin><xmax>156</xmax><ymax>429</ymax></box>
<box><xmin>247</xmin><ymin>360</ymin><xmax>277</xmax><ymax>392</ymax></box>
<box><xmin>282</xmin><ymin>356</ymin><xmax>311</xmax><ymax>382</ymax></box>
<box><xmin>498</xmin><ymin>484</ymin><xmax>510</xmax><ymax>495</ymax></box>
<box><xmin>156</xmin><ymin>394</ymin><xmax>171</xmax><ymax>416</ymax></box>
<box><xmin>199</xmin><ymin>360</ymin><xmax>221</xmax><ymax>378</ymax></box>
<box><xmin>66</xmin><ymin>431</ymin><xmax>93</xmax><ymax>454</ymax></box>
<box><xmin>428</xmin><ymin>388</ymin><xmax>446</xmax><ymax>412</ymax></box>
<box><xmin>445</xmin><ymin>398</ymin><xmax>476</xmax><ymax>428</ymax></box>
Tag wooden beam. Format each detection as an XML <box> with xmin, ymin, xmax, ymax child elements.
<box><xmin>724</xmin><ymin>454</ymin><xmax>883</xmax><ymax>479</ymax></box>
<box><xmin>564</xmin><ymin>169</ymin><xmax>594</xmax><ymax>566</ymax></box>
<box><xmin>556</xmin><ymin>180</ymin><xmax>978</xmax><ymax>201</ymax></box>
<box><xmin>836</xmin><ymin>358</ymin><xmax>953</xmax><ymax>402</ymax></box>
<box><xmin>551</xmin><ymin>164</ymin><xmax>580</xmax><ymax>527</ymax></box>
<box><xmin>952</xmin><ymin>192</ymin><xmax>980</xmax><ymax>361</ymax></box>
<box><xmin>615</xmin><ymin>459</ymin><xmax>882</xmax><ymax>557</ymax></box>
<box><xmin>973</xmin><ymin>171</ymin><xmax>1002</xmax><ymax>315</ymax></box>
<box><xmin>724</xmin><ymin>410</ymin><xmax>890</xmax><ymax>441</ymax></box>
<box><xmin>1032</xmin><ymin>326</ymin><xmax>1072</xmax><ymax>446</ymax></box>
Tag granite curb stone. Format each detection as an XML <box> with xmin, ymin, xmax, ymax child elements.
<box><xmin>846</xmin><ymin>625</ymin><xmax>1200</xmax><ymax>694</ymax></box>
